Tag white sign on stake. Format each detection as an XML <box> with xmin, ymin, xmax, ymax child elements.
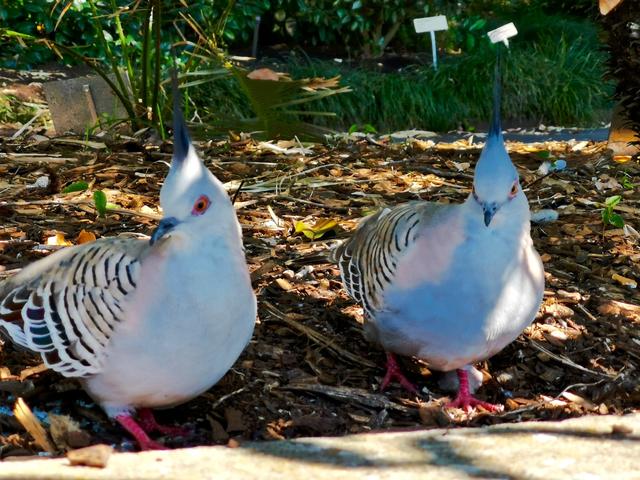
<box><xmin>487</xmin><ymin>22</ymin><xmax>518</xmax><ymax>47</ymax></box>
<box><xmin>413</xmin><ymin>15</ymin><xmax>448</xmax><ymax>70</ymax></box>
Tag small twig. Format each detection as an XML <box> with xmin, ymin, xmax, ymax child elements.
<box><xmin>522</xmin><ymin>172</ymin><xmax>553</xmax><ymax>190</ymax></box>
<box><xmin>11</xmin><ymin>109</ymin><xmax>44</xmax><ymax>139</ymax></box>
<box><xmin>282</xmin><ymin>383</ymin><xmax>413</xmax><ymax>413</ymax></box>
<box><xmin>495</xmin><ymin>401</ymin><xmax>546</xmax><ymax>419</ymax></box>
<box><xmin>272</xmin><ymin>194</ymin><xmax>348</xmax><ymax>211</ymax></box>
<box><xmin>411</xmin><ymin>164</ymin><xmax>473</xmax><ymax>180</ymax></box>
<box><xmin>207</xmin><ymin>380</ymin><xmax>260</xmax><ymax>411</ymax></box>
<box><xmin>1</xmin><ymin>199</ymin><xmax>91</xmax><ymax>207</ymax></box>
<box><xmin>529</xmin><ymin>340</ymin><xmax>614</xmax><ymax>379</ymax></box>
<box><xmin>575</xmin><ymin>303</ymin><xmax>598</xmax><ymax>322</ymax></box>
<box><xmin>231</xmin><ymin>179</ymin><xmax>245</xmax><ymax>205</ymax></box>
<box><xmin>555</xmin><ymin>379</ymin><xmax>608</xmax><ymax>400</ymax></box>
<box><xmin>0</xmin><ymin>199</ymin><xmax>162</xmax><ymax>221</ymax></box>
<box><xmin>263</xmin><ymin>301</ymin><xmax>376</xmax><ymax>368</ymax></box>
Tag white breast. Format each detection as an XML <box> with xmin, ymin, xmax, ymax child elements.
<box><xmin>84</xmin><ymin>240</ymin><xmax>256</xmax><ymax>416</ymax></box>
<box><xmin>372</xmin><ymin>209</ymin><xmax>544</xmax><ymax>372</ymax></box>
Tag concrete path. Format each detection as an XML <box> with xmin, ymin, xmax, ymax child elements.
<box><xmin>1</xmin><ymin>413</ymin><xmax>638</xmax><ymax>480</ymax></box>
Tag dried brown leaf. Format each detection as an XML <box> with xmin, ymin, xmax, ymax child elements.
<box><xmin>13</xmin><ymin>398</ymin><xmax>55</xmax><ymax>453</ymax></box>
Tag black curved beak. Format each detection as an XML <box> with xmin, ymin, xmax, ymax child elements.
<box><xmin>150</xmin><ymin>217</ymin><xmax>180</xmax><ymax>245</ymax></box>
<box><xmin>483</xmin><ymin>203</ymin><xmax>498</xmax><ymax>227</ymax></box>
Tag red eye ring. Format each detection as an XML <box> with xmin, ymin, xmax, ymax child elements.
<box><xmin>509</xmin><ymin>182</ymin><xmax>518</xmax><ymax>198</ymax></box>
<box><xmin>191</xmin><ymin>195</ymin><xmax>211</xmax><ymax>216</ymax></box>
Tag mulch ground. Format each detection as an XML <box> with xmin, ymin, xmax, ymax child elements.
<box><xmin>0</xmin><ymin>126</ymin><xmax>639</xmax><ymax>455</ymax></box>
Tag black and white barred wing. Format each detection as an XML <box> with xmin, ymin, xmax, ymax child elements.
<box><xmin>333</xmin><ymin>202</ymin><xmax>445</xmax><ymax>317</ymax></box>
<box><xmin>0</xmin><ymin>237</ymin><xmax>147</xmax><ymax>378</ymax></box>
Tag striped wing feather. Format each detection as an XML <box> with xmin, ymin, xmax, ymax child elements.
<box><xmin>0</xmin><ymin>237</ymin><xmax>148</xmax><ymax>378</ymax></box>
<box><xmin>334</xmin><ymin>202</ymin><xmax>446</xmax><ymax>318</ymax></box>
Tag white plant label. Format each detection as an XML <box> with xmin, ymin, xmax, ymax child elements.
<box><xmin>413</xmin><ymin>15</ymin><xmax>448</xmax><ymax>34</ymax></box>
<box><xmin>413</xmin><ymin>15</ymin><xmax>448</xmax><ymax>70</ymax></box>
<box><xmin>487</xmin><ymin>22</ymin><xmax>518</xmax><ymax>47</ymax></box>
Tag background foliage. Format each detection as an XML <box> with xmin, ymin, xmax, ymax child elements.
<box><xmin>0</xmin><ymin>0</ymin><xmax>612</xmax><ymax>133</ymax></box>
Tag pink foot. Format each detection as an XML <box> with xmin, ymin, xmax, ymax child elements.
<box><xmin>380</xmin><ymin>352</ymin><xmax>418</xmax><ymax>394</ymax></box>
<box><xmin>115</xmin><ymin>414</ymin><xmax>167</xmax><ymax>450</ymax></box>
<box><xmin>138</xmin><ymin>408</ymin><xmax>191</xmax><ymax>437</ymax></box>
<box><xmin>445</xmin><ymin>369</ymin><xmax>502</xmax><ymax>413</ymax></box>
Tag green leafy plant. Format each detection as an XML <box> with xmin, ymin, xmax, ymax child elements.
<box><xmin>93</xmin><ymin>190</ymin><xmax>108</xmax><ymax>218</ymax></box>
<box><xmin>270</xmin><ymin>0</ymin><xmax>429</xmax><ymax>58</ymax></box>
<box><xmin>0</xmin><ymin>0</ymin><xmax>101</xmax><ymax>68</ymax></box>
<box><xmin>0</xmin><ymin>93</ymin><xmax>38</xmax><ymax>124</ymax></box>
<box><xmin>1</xmin><ymin>0</ymin><xmax>237</xmax><ymax>132</ymax></box>
<box><xmin>228</xmin><ymin>68</ymin><xmax>351</xmax><ymax>140</ymax></box>
<box><xmin>446</xmin><ymin>16</ymin><xmax>487</xmax><ymax>53</ymax></box>
<box><xmin>348</xmin><ymin>123</ymin><xmax>377</xmax><ymax>134</ymax></box>
<box><xmin>601</xmin><ymin>195</ymin><xmax>624</xmax><ymax>228</ymax></box>
<box><xmin>619</xmin><ymin>171</ymin><xmax>635</xmax><ymax>190</ymax></box>
<box><xmin>62</xmin><ymin>181</ymin><xmax>89</xmax><ymax>194</ymax></box>
<box><xmin>180</xmin><ymin>19</ymin><xmax>351</xmax><ymax>141</ymax></box>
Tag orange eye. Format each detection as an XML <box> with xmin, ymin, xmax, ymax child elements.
<box><xmin>509</xmin><ymin>183</ymin><xmax>518</xmax><ymax>197</ymax></box>
<box><xmin>191</xmin><ymin>195</ymin><xmax>211</xmax><ymax>216</ymax></box>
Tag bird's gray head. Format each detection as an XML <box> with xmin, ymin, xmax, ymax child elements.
<box><xmin>151</xmin><ymin>67</ymin><xmax>238</xmax><ymax>246</ymax></box>
<box><xmin>471</xmin><ymin>57</ymin><xmax>521</xmax><ymax>227</ymax></box>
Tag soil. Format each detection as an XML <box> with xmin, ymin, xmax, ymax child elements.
<box><xmin>0</xmin><ymin>125</ymin><xmax>639</xmax><ymax>455</ymax></box>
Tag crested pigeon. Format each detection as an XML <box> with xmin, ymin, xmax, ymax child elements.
<box><xmin>333</xmin><ymin>58</ymin><xmax>544</xmax><ymax>411</ymax></box>
<box><xmin>0</xmin><ymin>71</ymin><xmax>257</xmax><ymax>449</ymax></box>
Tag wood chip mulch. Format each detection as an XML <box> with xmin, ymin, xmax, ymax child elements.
<box><xmin>0</xmin><ymin>131</ymin><xmax>638</xmax><ymax>455</ymax></box>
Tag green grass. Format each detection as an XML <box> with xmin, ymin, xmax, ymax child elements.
<box><xmin>194</xmin><ymin>14</ymin><xmax>613</xmax><ymax>134</ymax></box>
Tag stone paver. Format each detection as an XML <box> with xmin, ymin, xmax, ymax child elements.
<box><xmin>1</xmin><ymin>414</ymin><xmax>638</xmax><ymax>480</ymax></box>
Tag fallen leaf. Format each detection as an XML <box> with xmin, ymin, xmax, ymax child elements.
<box><xmin>46</xmin><ymin>232</ymin><xmax>72</xmax><ymax>246</ymax></box>
<box><xmin>294</xmin><ymin>218</ymin><xmax>339</xmax><ymax>240</ymax></box>
<box><xmin>76</xmin><ymin>230</ymin><xmax>96</xmax><ymax>244</ymax></box>
<box><xmin>13</xmin><ymin>398</ymin><xmax>55</xmax><ymax>453</ymax></box>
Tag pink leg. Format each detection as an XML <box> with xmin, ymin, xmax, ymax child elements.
<box><xmin>138</xmin><ymin>408</ymin><xmax>191</xmax><ymax>437</ymax></box>
<box><xmin>380</xmin><ymin>352</ymin><xmax>418</xmax><ymax>394</ymax></box>
<box><xmin>445</xmin><ymin>369</ymin><xmax>502</xmax><ymax>412</ymax></box>
<box><xmin>115</xmin><ymin>414</ymin><xmax>167</xmax><ymax>450</ymax></box>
